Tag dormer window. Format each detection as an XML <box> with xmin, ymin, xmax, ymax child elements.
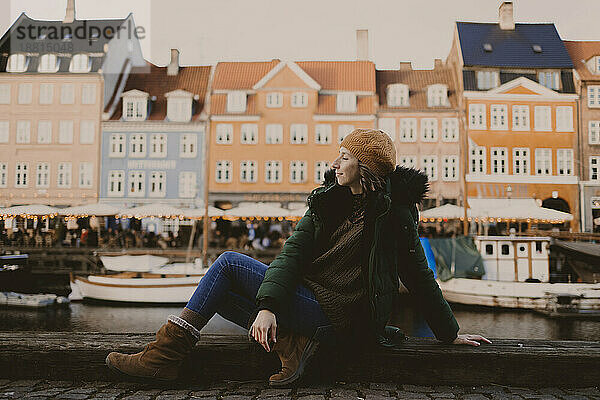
<box><xmin>39</xmin><ymin>54</ymin><xmax>59</xmax><ymax>73</ymax></box>
<box><xmin>336</xmin><ymin>92</ymin><xmax>356</xmax><ymax>113</ymax></box>
<box><xmin>594</xmin><ymin>56</ymin><xmax>600</xmax><ymax>74</ymax></box>
<box><xmin>427</xmin><ymin>84</ymin><xmax>449</xmax><ymax>107</ymax></box>
<box><xmin>538</xmin><ymin>71</ymin><xmax>560</xmax><ymax>90</ymax></box>
<box><xmin>121</xmin><ymin>90</ymin><xmax>149</xmax><ymax>121</ymax></box>
<box><xmin>165</xmin><ymin>89</ymin><xmax>193</xmax><ymax>122</ymax></box>
<box><xmin>483</xmin><ymin>43</ymin><xmax>493</xmax><ymax>52</ymax></box>
<box><xmin>532</xmin><ymin>45</ymin><xmax>542</xmax><ymax>53</ymax></box>
<box><xmin>266</xmin><ymin>92</ymin><xmax>283</xmax><ymax>108</ymax></box>
<box><xmin>227</xmin><ymin>91</ymin><xmax>247</xmax><ymax>113</ymax></box>
<box><xmin>387</xmin><ymin>84</ymin><xmax>409</xmax><ymax>107</ymax></box>
<box><xmin>70</xmin><ymin>54</ymin><xmax>91</xmax><ymax>73</ymax></box>
<box><xmin>7</xmin><ymin>54</ymin><xmax>27</xmax><ymax>73</ymax></box>
<box><xmin>477</xmin><ymin>70</ymin><xmax>499</xmax><ymax>90</ymax></box>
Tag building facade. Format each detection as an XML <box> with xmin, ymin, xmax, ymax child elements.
<box><xmin>208</xmin><ymin>60</ymin><xmax>376</xmax><ymax>207</ymax></box>
<box><xmin>100</xmin><ymin>50</ymin><xmax>211</xmax><ymax>208</ymax></box>
<box><xmin>565</xmin><ymin>41</ymin><xmax>600</xmax><ymax>232</ymax></box>
<box><xmin>446</xmin><ymin>2</ymin><xmax>580</xmax><ymax>230</ymax></box>
<box><xmin>376</xmin><ymin>61</ymin><xmax>462</xmax><ymax>209</ymax></box>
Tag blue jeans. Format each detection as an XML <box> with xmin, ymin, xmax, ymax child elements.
<box><xmin>185</xmin><ymin>251</ymin><xmax>333</xmax><ymax>341</ymax></box>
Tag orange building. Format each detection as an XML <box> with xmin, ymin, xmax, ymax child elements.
<box><xmin>208</xmin><ymin>60</ymin><xmax>376</xmax><ymax>207</ymax></box>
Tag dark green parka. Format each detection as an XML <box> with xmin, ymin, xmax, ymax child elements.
<box><xmin>256</xmin><ymin>166</ymin><xmax>459</xmax><ymax>344</ymax></box>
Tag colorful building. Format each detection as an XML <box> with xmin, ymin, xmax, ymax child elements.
<box><xmin>376</xmin><ymin>61</ymin><xmax>461</xmax><ymax>209</ymax></box>
<box><xmin>100</xmin><ymin>49</ymin><xmax>211</xmax><ymax>208</ymax></box>
<box><xmin>0</xmin><ymin>1</ymin><xmax>145</xmax><ymax>207</ymax></box>
<box><xmin>565</xmin><ymin>41</ymin><xmax>600</xmax><ymax>232</ymax></box>
<box><xmin>446</xmin><ymin>2</ymin><xmax>580</xmax><ymax>230</ymax></box>
<box><xmin>208</xmin><ymin>59</ymin><xmax>376</xmax><ymax>207</ymax></box>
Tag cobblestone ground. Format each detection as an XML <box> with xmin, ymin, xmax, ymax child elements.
<box><xmin>0</xmin><ymin>380</ymin><xmax>598</xmax><ymax>400</ymax></box>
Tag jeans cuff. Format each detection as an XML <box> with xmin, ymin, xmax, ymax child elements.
<box><xmin>168</xmin><ymin>315</ymin><xmax>202</xmax><ymax>341</ymax></box>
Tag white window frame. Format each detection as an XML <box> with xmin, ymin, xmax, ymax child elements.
<box><xmin>39</xmin><ymin>83</ymin><xmax>54</xmax><ymax>105</ymax></box>
<box><xmin>240</xmin><ymin>161</ymin><xmax>257</xmax><ymax>183</ymax></box>
<box><xmin>266</xmin><ymin>92</ymin><xmax>283</xmax><ymax>108</ymax></box>
<box><xmin>399</xmin><ymin>118</ymin><xmax>417</xmax><ymax>142</ymax></box>
<box><xmin>215</xmin><ymin>161</ymin><xmax>232</xmax><ymax>183</ymax></box>
<box><xmin>227</xmin><ymin>91</ymin><xmax>247</xmax><ymax>113</ymax></box>
<box><xmin>512</xmin><ymin>147</ymin><xmax>530</xmax><ymax>175</ymax></box>
<box><xmin>470</xmin><ymin>145</ymin><xmax>486</xmax><ymax>175</ymax></box>
<box><xmin>266</xmin><ymin>124</ymin><xmax>283</xmax><ymax>144</ymax></box>
<box><xmin>535</xmin><ymin>148</ymin><xmax>552</xmax><ymax>175</ymax></box>
<box><xmin>427</xmin><ymin>84</ymin><xmax>449</xmax><ymax>107</ymax></box>
<box><xmin>315</xmin><ymin>124</ymin><xmax>332</xmax><ymax>144</ymax></box>
<box><xmin>79</xmin><ymin>162</ymin><xmax>93</xmax><ymax>188</ymax></box>
<box><xmin>57</xmin><ymin>162</ymin><xmax>72</xmax><ymax>188</ymax></box>
<box><xmin>129</xmin><ymin>134</ymin><xmax>147</xmax><ymax>158</ymax></box>
<box><xmin>180</xmin><ymin>133</ymin><xmax>197</xmax><ymax>158</ymax></box>
<box><xmin>167</xmin><ymin>97</ymin><xmax>192</xmax><ymax>122</ymax></box>
<box><xmin>59</xmin><ymin>120</ymin><xmax>74</xmax><ymax>144</ymax></box>
<box><xmin>0</xmin><ymin>121</ymin><xmax>8</xmax><ymax>143</ymax></box>
<box><xmin>421</xmin><ymin>156</ymin><xmax>438</xmax><ymax>182</ymax></box>
<box><xmin>108</xmin><ymin>170</ymin><xmax>125</xmax><ymax>197</ymax></box>
<box><xmin>0</xmin><ymin>84</ymin><xmax>10</xmax><ymax>104</ymax></box>
<box><xmin>490</xmin><ymin>147</ymin><xmax>508</xmax><ymax>175</ymax></box>
<box><xmin>534</xmin><ymin>106</ymin><xmax>552</xmax><ymax>132</ymax></box>
<box><xmin>589</xmin><ymin>121</ymin><xmax>600</xmax><ymax>144</ymax></box>
<box><xmin>81</xmin><ymin>84</ymin><xmax>96</xmax><ymax>105</ymax></box>
<box><xmin>128</xmin><ymin>171</ymin><xmax>145</xmax><ymax>197</ymax></box>
<box><xmin>387</xmin><ymin>84</ymin><xmax>409</xmax><ymax>107</ymax></box>
<box><xmin>590</xmin><ymin>156</ymin><xmax>600</xmax><ymax>181</ymax></box>
<box><xmin>315</xmin><ymin>161</ymin><xmax>330</xmax><ymax>183</ymax></box>
<box><xmin>16</xmin><ymin>120</ymin><xmax>31</xmax><ymax>144</ymax></box>
<box><xmin>240</xmin><ymin>124</ymin><xmax>258</xmax><ymax>144</ymax></box>
<box><xmin>490</xmin><ymin>104</ymin><xmax>508</xmax><ymax>130</ymax></box>
<box><xmin>442</xmin><ymin>155</ymin><xmax>459</xmax><ymax>181</ymax></box>
<box><xmin>420</xmin><ymin>118</ymin><xmax>438</xmax><ymax>142</ymax></box>
<box><xmin>556</xmin><ymin>149</ymin><xmax>574</xmax><ymax>176</ymax></box>
<box><xmin>80</xmin><ymin>120</ymin><xmax>95</xmax><ymax>144</ymax></box>
<box><xmin>512</xmin><ymin>105</ymin><xmax>530</xmax><ymax>131</ymax></box>
<box><xmin>336</xmin><ymin>92</ymin><xmax>357</xmax><ymax>113</ymax></box>
<box><xmin>0</xmin><ymin>163</ymin><xmax>7</xmax><ymax>188</ymax></box>
<box><xmin>476</xmin><ymin>70</ymin><xmax>499</xmax><ymax>90</ymax></box>
<box><xmin>265</xmin><ymin>161</ymin><xmax>282</xmax><ymax>183</ymax></box>
<box><xmin>60</xmin><ymin>84</ymin><xmax>75</xmax><ymax>105</ymax></box>
<box><xmin>36</xmin><ymin>162</ymin><xmax>50</xmax><ymax>188</ymax></box>
<box><xmin>18</xmin><ymin>83</ymin><xmax>32</xmax><ymax>104</ymax></box>
<box><xmin>38</xmin><ymin>54</ymin><xmax>59</xmax><ymax>73</ymax></box>
<box><xmin>588</xmin><ymin>86</ymin><xmax>600</xmax><ymax>108</ymax></box>
<box><xmin>441</xmin><ymin>118</ymin><xmax>459</xmax><ymax>142</ymax></box>
<box><xmin>289</xmin><ymin>160</ymin><xmax>307</xmax><ymax>183</ymax></box>
<box><xmin>15</xmin><ymin>162</ymin><xmax>29</xmax><ymax>188</ymax></box>
<box><xmin>469</xmin><ymin>104</ymin><xmax>486</xmax><ymax>129</ymax></box>
<box><xmin>556</xmin><ymin>106</ymin><xmax>574</xmax><ymax>132</ymax></box>
<box><xmin>109</xmin><ymin>134</ymin><xmax>126</xmax><ymax>158</ymax></box>
<box><xmin>291</xmin><ymin>92</ymin><xmax>308</xmax><ymax>108</ymax></box>
<box><xmin>538</xmin><ymin>71</ymin><xmax>560</xmax><ymax>90</ymax></box>
<box><xmin>216</xmin><ymin>124</ymin><xmax>233</xmax><ymax>144</ymax></box>
<box><xmin>149</xmin><ymin>171</ymin><xmax>166</xmax><ymax>197</ymax></box>
<box><xmin>123</xmin><ymin>98</ymin><xmax>148</xmax><ymax>121</ymax></box>
<box><xmin>70</xmin><ymin>54</ymin><xmax>91</xmax><ymax>73</ymax></box>
<box><xmin>398</xmin><ymin>155</ymin><xmax>417</xmax><ymax>169</ymax></box>
<box><xmin>150</xmin><ymin>134</ymin><xmax>167</xmax><ymax>158</ymax></box>
<box><xmin>7</xmin><ymin>54</ymin><xmax>27</xmax><ymax>73</ymax></box>
<box><xmin>37</xmin><ymin>120</ymin><xmax>52</xmax><ymax>144</ymax></box>
<box><xmin>290</xmin><ymin>124</ymin><xmax>308</xmax><ymax>144</ymax></box>
<box><xmin>179</xmin><ymin>171</ymin><xmax>196</xmax><ymax>198</ymax></box>
<box><xmin>378</xmin><ymin>118</ymin><xmax>396</xmax><ymax>141</ymax></box>
<box><xmin>338</xmin><ymin>124</ymin><xmax>354</xmax><ymax>144</ymax></box>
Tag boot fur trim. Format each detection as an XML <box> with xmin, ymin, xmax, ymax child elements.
<box><xmin>168</xmin><ymin>315</ymin><xmax>202</xmax><ymax>341</ymax></box>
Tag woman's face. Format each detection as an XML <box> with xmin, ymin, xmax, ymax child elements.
<box><xmin>332</xmin><ymin>147</ymin><xmax>360</xmax><ymax>188</ymax></box>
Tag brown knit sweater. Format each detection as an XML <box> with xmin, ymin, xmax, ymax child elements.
<box><xmin>303</xmin><ymin>194</ymin><xmax>370</xmax><ymax>334</ymax></box>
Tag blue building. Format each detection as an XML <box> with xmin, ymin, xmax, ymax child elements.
<box><xmin>100</xmin><ymin>50</ymin><xmax>212</xmax><ymax>211</ymax></box>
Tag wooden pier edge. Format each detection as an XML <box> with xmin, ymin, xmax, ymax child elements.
<box><xmin>0</xmin><ymin>332</ymin><xmax>598</xmax><ymax>387</ymax></box>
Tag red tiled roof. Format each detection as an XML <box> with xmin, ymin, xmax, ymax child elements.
<box><xmin>376</xmin><ymin>67</ymin><xmax>458</xmax><ymax>111</ymax></box>
<box><xmin>210</xmin><ymin>93</ymin><xmax>258</xmax><ymax>115</ymax></box>
<box><xmin>212</xmin><ymin>60</ymin><xmax>280</xmax><ymax>90</ymax></box>
<box><xmin>297</xmin><ymin>61</ymin><xmax>376</xmax><ymax>92</ymax></box>
<box><xmin>314</xmin><ymin>95</ymin><xmax>375</xmax><ymax>115</ymax></box>
<box><xmin>110</xmin><ymin>62</ymin><xmax>212</xmax><ymax>121</ymax></box>
<box><xmin>564</xmin><ymin>41</ymin><xmax>600</xmax><ymax>82</ymax></box>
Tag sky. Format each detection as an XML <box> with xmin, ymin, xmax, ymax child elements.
<box><xmin>3</xmin><ymin>0</ymin><xmax>600</xmax><ymax>69</ymax></box>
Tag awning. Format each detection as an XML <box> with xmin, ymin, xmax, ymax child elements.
<box><xmin>420</xmin><ymin>203</ymin><xmax>468</xmax><ymax>220</ymax></box>
<box><xmin>468</xmin><ymin>198</ymin><xmax>573</xmax><ymax>223</ymax></box>
<box><xmin>60</xmin><ymin>203</ymin><xmax>120</xmax><ymax>217</ymax></box>
<box><xmin>117</xmin><ymin>203</ymin><xmax>186</xmax><ymax>219</ymax></box>
<box><xmin>180</xmin><ymin>206</ymin><xmax>225</xmax><ymax>218</ymax></box>
<box><xmin>223</xmin><ymin>202</ymin><xmax>291</xmax><ymax>219</ymax></box>
<box><xmin>0</xmin><ymin>204</ymin><xmax>59</xmax><ymax>218</ymax></box>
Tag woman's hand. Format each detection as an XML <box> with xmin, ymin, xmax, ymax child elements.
<box><xmin>250</xmin><ymin>309</ymin><xmax>277</xmax><ymax>352</ymax></box>
<box><xmin>452</xmin><ymin>334</ymin><xmax>492</xmax><ymax>346</ymax></box>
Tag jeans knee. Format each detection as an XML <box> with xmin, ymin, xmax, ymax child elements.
<box><xmin>212</xmin><ymin>251</ymin><xmax>239</xmax><ymax>271</ymax></box>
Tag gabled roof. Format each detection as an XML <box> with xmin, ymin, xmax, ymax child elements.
<box><xmin>296</xmin><ymin>61</ymin><xmax>376</xmax><ymax>91</ymax></box>
<box><xmin>456</xmin><ymin>22</ymin><xmax>573</xmax><ymax>68</ymax></box>
<box><xmin>376</xmin><ymin>67</ymin><xmax>458</xmax><ymax>110</ymax></box>
<box><xmin>464</xmin><ymin>76</ymin><xmax>578</xmax><ymax>99</ymax></box>
<box><xmin>564</xmin><ymin>41</ymin><xmax>600</xmax><ymax>81</ymax></box>
<box><xmin>252</xmin><ymin>61</ymin><xmax>321</xmax><ymax>90</ymax></box>
<box><xmin>462</xmin><ymin>70</ymin><xmax>576</xmax><ymax>93</ymax></box>
<box><xmin>212</xmin><ymin>60</ymin><xmax>280</xmax><ymax>90</ymax></box>
<box><xmin>0</xmin><ymin>13</ymin><xmax>128</xmax><ymax>73</ymax></box>
<box><xmin>109</xmin><ymin>62</ymin><xmax>212</xmax><ymax>121</ymax></box>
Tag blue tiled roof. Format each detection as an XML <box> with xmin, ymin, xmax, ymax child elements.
<box><xmin>457</xmin><ymin>22</ymin><xmax>573</xmax><ymax>68</ymax></box>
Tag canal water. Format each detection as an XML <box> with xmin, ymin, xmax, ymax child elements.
<box><xmin>1</xmin><ymin>297</ymin><xmax>599</xmax><ymax>341</ymax></box>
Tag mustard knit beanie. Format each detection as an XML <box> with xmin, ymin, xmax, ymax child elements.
<box><xmin>340</xmin><ymin>128</ymin><xmax>396</xmax><ymax>177</ymax></box>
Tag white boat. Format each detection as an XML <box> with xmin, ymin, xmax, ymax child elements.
<box><xmin>69</xmin><ymin>256</ymin><xmax>207</xmax><ymax>304</ymax></box>
<box><xmin>1</xmin><ymin>291</ymin><xmax>70</xmax><ymax>308</ymax></box>
<box><xmin>436</xmin><ymin>236</ymin><xmax>600</xmax><ymax>317</ymax></box>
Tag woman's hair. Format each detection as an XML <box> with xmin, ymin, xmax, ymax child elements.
<box><xmin>358</xmin><ymin>161</ymin><xmax>386</xmax><ymax>193</ymax></box>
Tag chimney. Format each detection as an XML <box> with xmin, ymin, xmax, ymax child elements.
<box><xmin>63</xmin><ymin>0</ymin><xmax>76</xmax><ymax>23</ymax></box>
<box><xmin>399</xmin><ymin>62</ymin><xmax>412</xmax><ymax>71</ymax></box>
<box><xmin>356</xmin><ymin>29</ymin><xmax>368</xmax><ymax>61</ymax></box>
<box><xmin>434</xmin><ymin>59</ymin><xmax>443</xmax><ymax>69</ymax></box>
<box><xmin>167</xmin><ymin>49</ymin><xmax>180</xmax><ymax>76</ymax></box>
<box><xmin>499</xmin><ymin>2</ymin><xmax>515</xmax><ymax>30</ymax></box>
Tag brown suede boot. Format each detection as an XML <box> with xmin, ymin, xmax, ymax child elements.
<box><xmin>269</xmin><ymin>333</ymin><xmax>319</xmax><ymax>387</ymax></box>
<box><xmin>106</xmin><ymin>316</ymin><xmax>200</xmax><ymax>381</ymax></box>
